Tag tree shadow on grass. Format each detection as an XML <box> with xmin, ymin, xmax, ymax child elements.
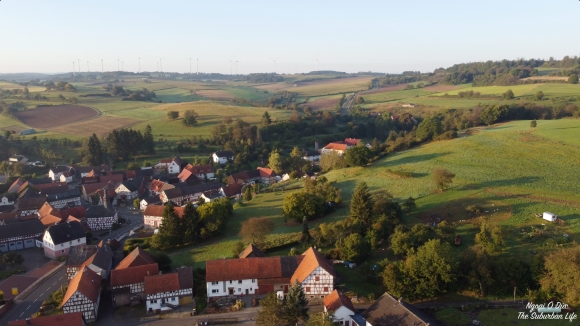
<box><xmin>378</xmin><ymin>152</ymin><xmax>452</xmax><ymax>168</ymax></box>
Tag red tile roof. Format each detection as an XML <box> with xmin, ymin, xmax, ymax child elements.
<box><xmin>343</xmin><ymin>138</ymin><xmax>361</xmax><ymax>146</ymax></box>
<box><xmin>125</xmin><ymin>170</ymin><xmax>137</xmax><ymax>179</ymax></box>
<box><xmin>144</xmin><ymin>273</ymin><xmax>180</xmax><ymax>295</ymax></box>
<box><xmin>239</xmin><ymin>243</ymin><xmax>266</xmax><ymax>258</ymax></box>
<box><xmin>100</xmin><ymin>174</ymin><xmax>124</xmax><ymax>184</ymax></box>
<box><xmin>206</xmin><ymin>256</ymin><xmax>304</xmax><ymax>282</ymax></box>
<box><xmin>291</xmin><ymin>247</ymin><xmax>335</xmax><ymax>284</ymax></box>
<box><xmin>257</xmin><ymin>167</ymin><xmax>275</xmax><ymax>177</ymax></box>
<box><xmin>177</xmin><ymin>169</ymin><xmax>199</xmax><ymax>182</ymax></box>
<box><xmin>115</xmin><ymin>247</ymin><xmax>156</xmax><ymax>270</ymax></box>
<box><xmin>37</xmin><ymin>202</ymin><xmax>63</xmax><ymax>226</ymax></box>
<box><xmin>143</xmin><ymin>204</ymin><xmax>185</xmax><ymax>218</ymax></box>
<box><xmin>323</xmin><ymin>289</ymin><xmax>355</xmax><ymax>312</ymax></box>
<box><xmin>220</xmin><ymin>184</ymin><xmax>243</xmax><ymax>197</ymax></box>
<box><xmin>148</xmin><ymin>179</ymin><xmax>166</xmax><ymax>192</ymax></box>
<box><xmin>62</xmin><ymin>266</ymin><xmax>101</xmax><ymax>305</ymax></box>
<box><xmin>185</xmin><ymin>164</ymin><xmax>215</xmax><ymax>175</ymax></box>
<box><xmin>8</xmin><ymin>312</ymin><xmax>85</xmax><ymax>326</ymax></box>
<box><xmin>323</xmin><ymin>143</ymin><xmax>348</xmax><ymax>151</ymax></box>
<box><xmin>110</xmin><ymin>263</ymin><xmax>159</xmax><ymax>287</ymax></box>
<box><xmin>82</xmin><ymin>182</ymin><xmax>109</xmax><ymax>196</ymax></box>
<box><xmin>60</xmin><ymin>205</ymin><xmax>87</xmax><ymax>219</ymax></box>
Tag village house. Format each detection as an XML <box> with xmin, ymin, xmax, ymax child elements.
<box><xmin>140</xmin><ymin>195</ymin><xmax>161</xmax><ymax>211</ymax></box>
<box><xmin>49</xmin><ymin>166</ymin><xmax>75</xmax><ymax>181</ymax></box>
<box><xmin>60</xmin><ymin>172</ymin><xmax>74</xmax><ymax>183</ymax></box>
<box><xmin>143</xmin><ymin>204</ymin><xmax>184</xmax><ymax>229</ymax></box>
<box><xmin>148</xmin><ymin>179</ymin><xmax>167</xmax><ymax>195</ymax></box>
<box><xmin>8</xmin><ymin>312</ymin><xmax>86</xmax><ymax>326</ymax></box>
<box><xmin>144</xmin><ymin>266</ymin><xmax>193</xmax><ymax>314</ymax></box>
<box><xmin>321</xmin><ymin>138</ymin><xmax>361</xmax><ymax>156</ymax></box>
<box><xmin>85</xmin><ymin>204</ymin><xmax>117</xmax><ymax>230</ymax></box>
<box><xmin>66</xmin><ymin>245</ymin><xmax>99</xmax><ymax>280</ymax></box>
<box><xmin>200</xmin><ymin>190</ymin><xmax>223</xmax><ymax>203</ymax></box>
<box><xmin>110</xmin><ymin>247</ymin><xmax>158</xmax><ymax>306</ymax></box>
<box><xmin>176</xmin><ymin>168</ymin><xmax>201</xmax><ymax>183</ymax></box>
<box><xmin>238</xmin><ymin>243</ymin><xmax>266</xmax><ymax>258</ymax></box>
<box><xmin>9</xmin><ymin>155</ymin><xmax>28</xmax><ymax>164</ymax></box>
<box><xmin>212</xmin><ymin>150</ymin><xmax>234</xmax><ymax>164</ymax></box>
<box><xmin>159</xmin><ymin>182</ymin><xmax>222</xmax><ymax>206</ymax></box>
<box><xmin>303</xmin><ymin>150</ymin><xmax>321</xmax><ymax>162</ymax></box>
<box><xmin>154</xmin><ymin>156</ymin><xmax>184</xmax><ymax>174</ymax></box>
<box><xmin>81</xmin><ymin>182</ymin><xmax>109</xmax><ymax>202</ymax></box>
<box><xmin>7</xmin><ymin>178</ymin><xmax>26</xmax><ymax>193</ymax></box>
<box><xmin>227</xmin><ymin>167</ymin><xmax>277</xmax><ymax>185</ymax></box>
<box><xmin>61</xmin><ymin>266</ymin><xmax>102</xmax><ymax>323</ymax></box>
<box><xmin>349</xmin><ymin>292</ymin><xmax>440</xmax><ymax>326</ymax></box>
<box><xmin>77</xmin><ymin>164</ymin><xmax>112</xmax><ymax>178</ymax></box>
<box><xmin>323</xmin><ymin>290</ymin><xmax>356</xmax><ymax>326</ymax></box>
<box><xmin>82</xmin><ymin>244</ymin><xmax>113</xmax><ymax>280</ymax></box>
<box><xmin>111</xmin><ymin>263</ymin><xmax>160</xmax><ymax>306</ymax></box>
<box><xmin>180</xmin><ymin>164</ymin><xmax>215</xmax><ymax>180</ymax></box>
<box><xmin>219</xmin><ymin>183</ymin><xmax>243</xmax><ymax>199</ymax></box>
<box><xmin>37</xmin><ymin>202</ymin><xmax>65</xmax><ymax>226</ymax></box>
<box><xmin>47</xmin><ymin>189</ymin><xmax>82</xmax><ymax>209</ymax></box>
<box><xmin>43</xmin><ymin>221</ymin><xmax>86</xmax><ymax>259</ymax></box>
<box><xmin>205</xmin><ymin>247</ymin><xmax>335</xmax><ymax>302</ymax></box>
<box><xmin>115</xmin><ymin>177</ymin><xmax>145</xmax><ymax>202</ymax></box>
<box><xmin>0</xmin><ymin>193</ymin><xmax>16</xmax><ymax>207</ymax></box>
<box><xmin>0</xmin><ymin>219</ymin><xmax>45</xmax><ymax>252</ymax></box>
<box><xmin>17</xmin><ymin>196</ymin><xmax>47</xmax><ymax>216</ymax></box>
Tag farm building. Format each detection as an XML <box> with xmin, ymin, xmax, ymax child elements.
<box><xmin>350</xmin><ymin>292</ymin><xmax>440</xmax><ymax>326</ymax></box>
<box><xmin>323</xmin><ymin>290</ymin><xmax>356</xmax><ymax>326</ymax></box>
<box><xmin>227</xmin><ymin>167</ymin><xmax>277</xmax><ymax>185</ymax></box>
<box><xmin>8</xmin><ymin>155</ymin><xmax>28</xmax><ymax>164</ymax></box>
<box><xmin>43</xmin><ymin>221</ymin><xmax>87</xmax><ymax>259</ymax></box>
<box><xmin>144</xmin><ymin>266</ymin><xmax>193</xmax><ymax>313</ymax></box>
<box><xmin>154</xmin><ymin>156</ymin><xmax>184</xmax><ymax>174</ymax></box>
<box><xmin>0</xmin><ymin>219</ymin><xmax>45</xmax><ymax>252</ymax></box>
<box><xmin>212</xmin><ymin>150</ymin><xmax>234</xmax><ymax>164</ymax></box>
<box><xmin>61</xmin><ymin>266</ymin><xmax>102</xmax><ymax>323</ymax></box>
<box><xmin>543</xmin><ymin>212</ymin><xmax>558</xmax><ymax>222</ymax></box>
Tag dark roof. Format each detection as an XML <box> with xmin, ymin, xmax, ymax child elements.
<box><xmin>0</xmin><ymin>219</ymin><xmax>45</xmax><ymax>240</ymax></box>
<box><xmin>304</xmin><ymin>150</ymin><xmax>320</xmax><ymax>156</ymax></box>
<box><xmin>17</xmin><ymin>196</ymin><xmax>47</xmax><ymax>211</ymax></box>
<box><xmin>47</xmin><ymin>189</ymin><xmax>81</xmax><ymax>202</ymax></box>
<box><xmin>142</xmin><ymin>195</ymin><xmax>161</xmax><ymax>204</ymax></box>
<box><xmin>51</xmin><ymin>166</ymin><xmax>70</xmax><ymax>173</ymax></box>
<box><xmin>27</xmin><ymin>177</ymin><xmax>53</xmax><ymax>185</ymax></box>
<box><xmin>46</xmin><ymin>221</ymin><xmax>86</xmax><ymax>245</ymax></box>
<box><xmin>360</xmin><ymin>292</ymin><xmax>440</xmax><ymax>326</ymax></box>
<box><xmin>173</xmin><ymin>156</ymin><xmax>183</xmax><ymax>166</ymax></box>
<box><xmin>67</xmin><ymin>245</ymin><xmax>98</xmax><ymax>266</ymax></box>
<box><xmin>176</xmin><ymin>266</ymin><xmax>193</xmax><ymax>289</ymax></box>
<box><xmin>214</xmin><ymin>150</ymin><xmax>234</xmax><ymax>158</ymax></box>
<box><xmin>18</xmin><ymin>187</ymin><xmax>39</xmax><ymax>199</ymax></box>
<box><xmin>136</xmin><ymin>168</ymin><xmax>154</xmax><ymax>178</ymax></box>
<box><xmin>120</xmin><ymin>177</ymin><xmax>144</xmax><ymax>192</ymax></box>
<box><xmin>1</xmin><ymin>193</ymin><xmax>17</xmax><ymax>201</ymax></box>
<box><xmin>84</xmin><ymin>246</ymin><xmax>113</xmax><ymax>270</ymax></box>
<box><xmin>239</xmin><ymin>243</ymin><xmax>266</xmax><ymax>258</ymax></box>
<box><xmin>40</xmin><ymin>185</ymin><xmax>70</xmax><ymax>196</ymax></box>
<box><xmin>86</xmin><ymin>205</ymin><xmax>116</xmax><ymax>219</ymax></box>
<box><xmin>8</xmin><ymin>312</ymin><xmax>85</xmax><ymax>326</ymax></box>
<box><xmin>221</xmin><ymin>184</ymin><xmax>243</xmax><ymax>197</ymax></box>
<box><xmin>63</xmin><ymin>266</ymin><xmax>101</xmax><ymax>304</ymax></box>
<box><xmin>162</xmin><ymin>187</ymin><xmax>183</xmax><ymax>200</ymax></box>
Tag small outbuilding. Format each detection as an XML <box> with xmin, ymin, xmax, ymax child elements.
<box><xmin>543</xmin><ymin>212</ymin><xmax>558</xmax><ymax>222</ymax></box>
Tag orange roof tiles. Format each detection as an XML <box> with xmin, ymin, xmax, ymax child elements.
<box><xmin>323</xmin><ymin>289</ymin><xmax>355</xmax><ymax>312</ymax></box>
<box><xmin>62</xmin><ymin>266</ymin><xmax>101</xmax><ymax>305</ymax></box>
<box><xmin>290</xmin><ymin>247</ymin><xmax>335</xmax><ymax>284</ymax></box>
<box><xmin>114</xmin><ymin>247</ymin><xmax>156</xmax><ymax>270</ymax></box>
<box><xmin>144</xmin><ymin>273</ymin><xmax>180</xmax><ymax>295</ymax></box>
<box><xmin>143</xmin><ymin>204</ymin><xmax>185</xmax><ymax>218</ymax></box>
<box><xmin>323</xmin><ymin>143</ymin><xmax>348</xmax><ymax>151</ymax></box>
<box><xmin>110</xmin><ymin>263</ymin><xmax>159</xmax><ymax>287</ymax></box>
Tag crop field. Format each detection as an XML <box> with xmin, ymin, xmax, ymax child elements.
<box><xmin>362</xmin><ymin>88</ymin><xmax>434</xmax><ymax>104</ymax></box>
<box><xmin>49</xmin><ymin>116</ymin><xmax>140</xmax><ymax>137</ymax></box>
<box><xmin>361</xmin><ymin>84</ymin><xmax>409</xmax><ymax>95</ymax></box>
<box><xmin>304</xmin><ymin>94</ymin><xmax>341</xmax><ymax>111</ymax></box>
<box><xmin>153</xmin><ymin>88</ymin><xmax>205</xmax><ymax>103</ymax></box>
<box><xmin>13</xmin><ymin>105</ymin><xmax>98</xmax><ymax>129</ymax></box>
<box><xmin>281</xmin><ymin>76</ymin><xmax>374</xmax><ymax>96</ymax></box>
<box><xmin>254</xmin><ymin>82</ymin><xmax>291</xmax><ymax>91</ymax></box>
<box><xmin>195</xmin><ymin>89</ymin><xmax>238</xmax><ymax>100</ymax></box>
<box><xmin>0</xmin><ymin>81</ymin><xmax>44</xmax><ymax>92</ymax></box>
<box><xmin>429</xmin><ymin>83</ymin><xmax>580</xmax><ymax>97</ymax></box>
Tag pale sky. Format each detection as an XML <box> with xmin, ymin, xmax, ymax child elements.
<box><xmin>0</xmin><ymin>0</ymin><xmax>578</xmax><ymax>74</ymax></box>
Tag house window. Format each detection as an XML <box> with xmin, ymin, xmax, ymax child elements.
<box><xmin>212</xmin><ymin>289</ymin><xmax>218</xmax><ymax>293</ymax></box>
<box><xmin>238</xmin><ymin>288</ymin><xmax>241</xmax><ymax>292</ymax></box>
<box><xmin>230</xmin><ymin>280</ymin><xmax>232</xmax><ymax>284</ymax></box>
<box><xmin>305</xmin><ymin>287</ymin><xmax>311</xmax><ymax>293</ymax></box>
<box><xmin>238</xmin><ymin>280</ymin><xmax>242</xmax><ymax>284</ymax></box>
<box><xmin>251</xmin><ymin>279</ymin><xmax>256</xmax><ymax>283</ymax></box>
<box><xmin>315</xmin><ymin>276</ymin><xmax>320</xmax><ymax>281</ymax></box>
<box><xmin>61</xmin><ymin>249</ymin><xmax>65</xmax><ymax>253</ymax></box>
<box><xmin>324</xmin><ymin>287</ymin><xmax>329</xmax><ymax>292</ymax></box>
<box><xmin>150</xmin><ymin>300</ymin><xmax>154</xmax><ymax>304</ymax></box>
<box><xmin>77</xmin><ymin>239</ymin><xmax>80</xmax><ymax>243</ymax></box>
<box><xmin>211</xmin><ymin>281</ymin><xmax>218</xmax><ymax>285</ymax></box>
<box><xmin>250</xmin><ymin>288</ymin><xmax>252</xmax><ymax>291</ymax></box>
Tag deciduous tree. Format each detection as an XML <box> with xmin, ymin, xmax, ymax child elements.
<box><xmin>432</xmin><ymin>168</ymin><xmax>455</xmax><ymax>191</ymax></box>
<box><xmin>238</xmin><ymin>217</ymin><xmax>275</xmax><ymax>248</ymax></box>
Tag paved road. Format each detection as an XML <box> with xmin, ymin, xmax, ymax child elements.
<box><xmin>0</xmin><ymin>269</ymin><xmax>67</xmax><ymax>324</ymax></box>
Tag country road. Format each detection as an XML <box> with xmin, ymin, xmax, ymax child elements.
<box><xmin>0</xmin><ymin>269</ymin><xmax>67</xmax><ymax>324</ymax></box>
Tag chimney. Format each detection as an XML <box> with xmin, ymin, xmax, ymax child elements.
<box><xmin>314</xmin><ymin>140</ymin><xmax>319</xmax><ymax>150</ymax></box>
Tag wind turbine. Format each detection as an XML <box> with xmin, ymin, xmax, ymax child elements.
<box><xmin>138</xmin><ymin>57</ymin><xmax>141</xmax><ymax>73</ymax></box>
<box><xmin>228</xmin><ymin>60</ymin><xmax>233</xmax><ymax>76</ymax></box>
<box><xmin>101</xmin><ymin>59</ymin><xmax>103</xmax><ymax>73</ymax></box>
<box><xmin>117</xmin><ymin>59</ymin><xmax>120</xmax><ymax>71</ymax></box>
<box><xmin>72</xmin><ymin>61</ymin><xmax>75</xmax><ymax>76</ymax></box>
<box><xmin>315</xmin><ymin>58</ymin><xmax>320</xmax><ymax>72</ymax></box>
<box><xmin>196</xmin><ymin>58</ymin><xmax>199</xmax><ymax>74</ymax></box>
<box><xmin>271</xmin><ymin>57</ymin><xmax>279</xmax><ymax>74</ymax></box>
<box><xmin>235</xmin><ymin>60</ymin><xmax>241</xmax><ymax>75</ymax></box>
<box><xmin>160</xmin><ymin>58</ymin><xmax>162</xmax><ymax>73</ymax></box>
<box><xmin>87</xmin><ymin>61</ymin><xmax>89</xmax><ymax>72</ymax></box>
<box><xmin>189</xmin><ymin>58</ymin><xmax>192</xmax><ymax>74</ymax></box>
<box><xmin>122</xmin><ymin>61</ymin><xmax>124</xmax><ymax>71</ymax></box>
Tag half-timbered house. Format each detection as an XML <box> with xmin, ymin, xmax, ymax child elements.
<box><xmin>43</xmin><ymin>221</ymin><xmax>86</xmax><ymax>259</ymax></box>
<box><xmin>111</xmin><ymin>248</ymin><xmax>158</xmax><ymax>306</ymax></box>
<box><xmin>47</xmin><ymin>189</ymin><xmax>82</xmax><ymax>209</ymax></box>
<box><xmin>144</xmin><ymin>266</ymin><xmax>193</xmax><ymax>313</ymax></box>
<box><xmin>227</xmin><ymin>167</ymin><xmax>277</xmax><ymax>185</ymax></box>
<box><xmin>0</xmin><ymin>219</ymin><xmax>45</xmax><ymax>252</ymax></box>
<box><xmin>66</xmin><ymin>245</ymin><xmax>98</xmax><ymax>280</ymax></box>
<box><xmin>290</xmin><ymin>247</ymin><xmax>336</xmax><ymax>301</ymax></box>
<box><xmin>83</xmin><ymin>245</ymin><xmax>113</xmax><ymax>280</ymax></box>
<box><xmin>85</xmin><ymin>204</ymin><xmax>117</xmax><ymax>230</ymax></box>
<box><xmin>61</xmin><ymin>266</ymin><xmax>102</xmax><ymax>323</ymax></box>
<box><xmin>17</xmin><ymin>196</ymin><xmax>47</xmax><ymax>216</ymax></box>
<box><xmin>140</xmin><ymin>195</ymin><xmax>161</xmax><ymax>211</ymax></box>
<box><xmin>115</xmin><ymin>177</ymin><xmax>145</xmax><ymax>202</ymax></box>
<box><xmin>143</xmin><ymin>204</ymin><xmax>184</xmax><ymax>229</ymax></box>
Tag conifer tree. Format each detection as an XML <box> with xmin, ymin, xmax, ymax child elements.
<box><xmin>349</xmin><ymin>182</ymin><xmax>373</xmax><ymax>233</ymax></box>
<box><xmin>282</xmin><ymin>280</ymin><xmax>310</xmax><ymax>325</ymax></box>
